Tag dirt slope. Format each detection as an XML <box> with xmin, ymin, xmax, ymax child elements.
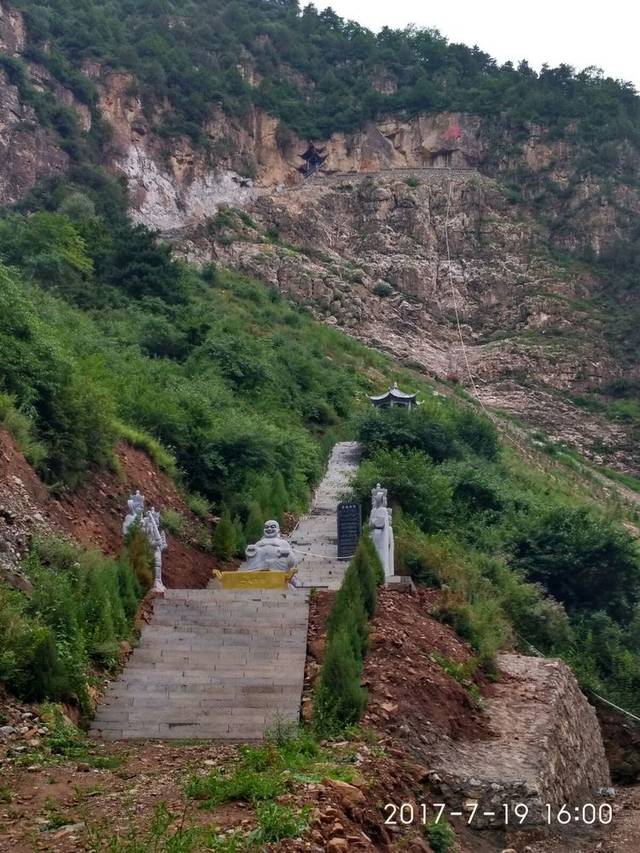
<box><xmin>0</xmin><ymin>430</ymin><xmax>217</xmax><ymax>588</ymax></box>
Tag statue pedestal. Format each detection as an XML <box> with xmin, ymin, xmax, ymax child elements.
<box><xmin>211</xmin><ymin>569</ymin><xmax>297</xmax><ymax>590</ymax></box>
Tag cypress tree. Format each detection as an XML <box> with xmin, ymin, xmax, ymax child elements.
<box><xmin>314</xmin><ymin>627</ymin><xmax>367</xmax><ymax>734</ymax></box>
<box><xmin>244</xmin><ymin>500</ymin><xmax>266</xmax><ymax>545</ymax></box>
<box><xmin>232</xmin><ymin>514</ymin><xmax>247</xmax><ymax>558</ymax></box>
<box><xmin>362</xmin><ymin>533</ymin><xmax>385</xmax><ymax>585</ymax></box>
<box><xmin>271</xmin><ymin>471</ymin><xmax>290</xmax><ymax>522</ymax></box>
<box><xmin>117</xmin><ymin>556</ymin><xmax>142</xmax><ymax>620</ymax></box>
<box><xmin>212</xmin><ymin>507</ymin><xmax>237</xmax><ymax>561</ymax></box>
<box><xmin>353</xmin><ymin>538</ymin><xmax>377</xmax><ymax>618</ymax></box>
<box><xmin>124</xmin><ymin>522</ymin><xmax>154</xmax><ymax>591</ymax></box>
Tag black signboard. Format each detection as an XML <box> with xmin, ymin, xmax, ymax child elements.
<box><xmin>337</xmin><ymin>501</ymin><xmax>362</xmax><ymax>560</ymax></box>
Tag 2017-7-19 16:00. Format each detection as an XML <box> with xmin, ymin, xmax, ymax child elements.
<box><xmin>383</xmin><ymin>801</ymin><xmax>614</xmax><ymax>826</ymax></box>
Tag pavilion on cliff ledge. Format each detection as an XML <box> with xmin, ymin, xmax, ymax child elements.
<box><xmin>297</xmin><ymin>142</ymin><xmax>328</xmax><ymax>178</ymax></box>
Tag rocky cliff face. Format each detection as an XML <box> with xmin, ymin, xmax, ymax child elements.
<box><xmin>1</xmin><ymin>0</ymin><xmax>639</xmax><ymax>473</ymax></box>
<box><xmin>181</xmin><ymin>167</ymin><xmax>638</xmax><ymax>473</ymax></box>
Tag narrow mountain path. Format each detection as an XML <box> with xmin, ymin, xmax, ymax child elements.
<box><xmin>92</xmin><ymin>442</ymin><xmax>360</xmax><ymax>740</ymax></box>
<box><xmin>290</xmin><ymin>441</ymin><xmax>361</xmax><ymax>590</ymax></box>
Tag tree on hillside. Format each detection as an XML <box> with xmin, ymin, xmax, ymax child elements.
<box><xmin>509</xmin><ymin>505</ymin><xmax>640</xmax><ymax>622</ymax></box>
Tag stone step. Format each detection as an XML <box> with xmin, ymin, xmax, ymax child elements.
<box><xmin>95</xmin><ymin>695</ymin><xmax>293</xmax><ymax>717</ymax></box>
<box><xmin>130</xmin><ymin>646</ymin><xmax>304</xmax><ymax>660</ymax></box>
<box><xmin>95</xmin><ymin>702</ymin><xmax>301</xmax><ymax>718</ymax></box>
<box><xmin>162</xmin><ymin>590</ymin><xmax>307</xmax><ymax>603</ymax></box>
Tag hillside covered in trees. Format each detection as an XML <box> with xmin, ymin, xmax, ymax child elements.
<box><xmin>6</xmin><ymin>0</ymin><xmax>640</xmax><ymax>146</ymax></box>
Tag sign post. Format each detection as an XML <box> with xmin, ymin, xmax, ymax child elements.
<box><xmin>337</xmin><ymin>501</ymin><xmax>362</xmax><ymax>561</ymax></box>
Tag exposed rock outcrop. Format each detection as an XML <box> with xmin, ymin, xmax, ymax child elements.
<box><xmin>0</xmin><ymin>69</ymin><xmax>69</xmax><ymax>206</ymax></box>
<box><xmin>183</xmin><ymin>168</ymin><xmax>637</xmax><ymax>472</ymax></box>
<box><xmin>0</xmin><ymin>0</ymin><xmax>24</xmax><ymax>55</ymax></box>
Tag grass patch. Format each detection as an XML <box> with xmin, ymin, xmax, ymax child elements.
<box><xmin>186</xmin><ymin>493</ymin><xmax>210</xmax><ymax>518</ymax></box>
<box><xmin>41</xmin><ymin>797</ymin><xmax>75</xmax><ymax>831</ymax></box>
<box><xmin>113</xmin><ymin>420</ymin><xmax>177</xmax><ymax>476</ymax></box>
<box><xmin>161</xmin><ymin>508</ymin><xmax>185</xmax><ymax>536</ymax></box>
<box><xmin>432</xmin><ymin>654</ymin><xmax>483</xmax><ymax>706</ymax></box>
<box><xmin>86</xmin><ymin>802</ymin><xmax>247</xmax><ymax>852</ymax></box>
<box><xmin>14</xmin><ymin>705</ymin><xmax>122</xmax><ymax>770</ymax></box>
<box><xmin>250</xmin><ymin>802</ymin><xmax>310</xmax><ymax>844</ymax></box>
<box><xmin>186</xmin><ymin>724</ymin><xmax>355</xmax><ymax>808</ymax></box>
<box><xmin>0</xmin><ymin>392</ymin><xmax>46</xmax><ymax>467</ymax></box>
<box><xmin>426</xmin><ymin>817</ymin><xmax>456</xmax><ymax>852</ymax></box>
<box><xmin>0</xmin><ymin>786</ymin><xmax>14</xmax><ymax>803</ymax></box>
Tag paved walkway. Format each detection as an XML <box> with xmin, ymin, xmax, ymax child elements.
<box><xmin>290</xmin><ymin>441</ymin><xmax>362</xmax><ymax>590</ymax></box>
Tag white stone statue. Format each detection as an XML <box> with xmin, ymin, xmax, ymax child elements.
<box><xmin>122</xmin><ymin>489</ymin><xmax>145</xmax><ymax>535</ymax></box>
<box><xmin>369</xmin><ymin>484</ymin><xmax>395</xmax><ymax>579</ymax></box>
<box><xmin>143</xmin><ymin>506</ymin><xmax>168</xmax><ymax>593</ymax></box>
<box><xmin>123</xmin><ymin>492</ymin><xmax>167</xmax><ymax>593</ymax></box>
<box><xmin>244</xmin><ymin>520</ymin><xmax>297</xmax><ymax>572</ymax></box>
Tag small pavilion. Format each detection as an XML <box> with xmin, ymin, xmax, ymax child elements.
<box><xmin>369</xmin><ymin>383</ymin><xmax>417</xmax><ymax>410</ymax></box>
<box><xmin>297</xmin><ymin>142</ymin><xmax>328</xmax><ymax>178</ymax></box>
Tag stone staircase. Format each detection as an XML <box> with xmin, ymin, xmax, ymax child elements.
<box><xmin>91</xmin><ymin>588</ymin><xmax>309</xmax><ymax>740</ymax></box>
<box><xmin>291</xmin><ymin>441</ymin><xmax>361</xmax><ymax>590</ymax></box>
<box><xmin>92</xmin><ymin>441</ymin><xmax>361</xmax><ymax>740</ymax></box>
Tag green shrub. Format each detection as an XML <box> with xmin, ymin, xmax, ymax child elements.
<box><xmin>251</xmin><ymin>802</ymin><xmax>309</xmax><ymax>843</ymax></box>
<box><xmin>161</xmin><ymin>508</ymin><xmax>184</xmax><ymax>536</ymax></box>
<box><xmin>124</xmin><ymin>523</ymin><xmax>154</xmax><ymax>591</ymax></box>
<box><xmin>186</xmin><ymin>766</ymin><xmax>285</xmax><ymax>806</ymax></box>
<box><xmin>186</xmin><ymin>492</ymin><xmax>210</xmax><ymax>518</ymax></box>
<box><xmin>314</xmin><ymin>531</ymin><xmax>386</xmax><ymax>734</ymax></box>
<box><xmin>212</xmin><ymin>507</ymin><xmax>237</xmax><ymax>561</ymax></box>
<box><xmin>114</xmin><ymin>421</ymin><xmax>177</xmax><ymax>476</ymax></box>
<box><xmin>357</xmin><ymin>404</ymin><xmax>499</xmax><ymax>463</ymax></box>
<box><xmin>0</xmin><ymin>539</ymin><xmax>142</xmax><ymax>712</ymax></box>
<box><xmin>357</xmin><ymin>406</ymin><xmax>460</xmax><ymax>463</ymax></box>
<box><xmin>372</xmin><ymin>282</ymin><xmax>393</xmax><ymax>298</ymax></box>
<box><xmin>314</xmin><ymin>627</ymin><xmax>368</xmax><ymax>734</ymax></box>
<box><xmin>351</xmin><ymin>537</ymin><xmax>379</xmax><ymax>618</ymax></box>
<box><xmin>442</xmin><ymin>458</ymin><xmax>505</xmax><ymax>515</ymax></box>
<box><xmin>0</xmin><ymin>263</ymin><xmax>116</xmax><ymax>487</ymax></box>
<box><xmin>327</xmin><ymin>571</ymin><xmax>369</xmax><ymax>659</ymax></box>
<box><xmin>244</xmin><ymin>501</ymin><xmax>266</xmax><ymax>545</ymax></box>
<box><xmin>508</xmin><ymin>504</ymin><xmax>640</xmax><ymax>621</ymax></box>
<box><xmin>452</xmin><ymin>408</ymin><xmax>500</xmax><ymax>460</ymax></box>
<box><xmin>425</xmin><ymin>817</ymin><xmax>455</xmax><ymax>853</ymax></box>
<box><xmin>0</xmin><ymin>392</ymin><xmax>46</xmax><ymax>467</ymax></box>
<box><xmin>353</xmin><ymin>448</ymin><xmax>453</xmax><ymax>533</ymax></box>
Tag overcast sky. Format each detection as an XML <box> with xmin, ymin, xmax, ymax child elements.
<box><xmin>313</xmin><ymin>0</ymin><xmax>640</xmax><ymax>90</ymax></box>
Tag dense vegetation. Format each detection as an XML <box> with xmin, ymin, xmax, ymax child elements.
<box><xmin>6</xmin><ymin>0</ymin><xmax>639</xmax><ymax>150</ymax></box>
<box><xmin>353</xmin><ymin>406</ymin><xmax>640</xmax><ymax>713</ymax></box>
<box><xmin>0</xmin><ymin>163</ymin><xmax>395</xmax><ymax>712</ymax></box>
<box><xmin>313</xmin><ymin>536</ymin><xmax>383</xmax><ymax>733</ymax></box>
<box><xmin>2</xmin><ymin>166</ymin><xmax>640</xmax><ymax>721</ymax></box>
<box><xmin>1</xmin><ymin>1</ymin><xmax>639</xmax><ymax>728</ymax></box>
<box><xmin>0</xmin><ymin>535</ymin><xmax>149</xmax><ymax>716</ymax></box>
<box><xmin>0</xmin><ymin>167</ymin><xmax>374</xmax><ymax>516</ymax></box>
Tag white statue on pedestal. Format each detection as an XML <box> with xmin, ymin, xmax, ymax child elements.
<box><xmin>369</xmin><ymin>484</ymin><xmax>394</xmax><ymax>579</ymax></box>
<box><xmin>144</xmin><ymin>506</ymin><xmax>168</xmax><ymax>593</ymax></box>
<box><xmin>244</xmin><ymin>520</ymin><xmax>297</xmax><ymax>571</ymax></box>
<box><xmin>123</xmin><ymin>491</ymin><xmax>167</xmax><ymax>592</ymax></box>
